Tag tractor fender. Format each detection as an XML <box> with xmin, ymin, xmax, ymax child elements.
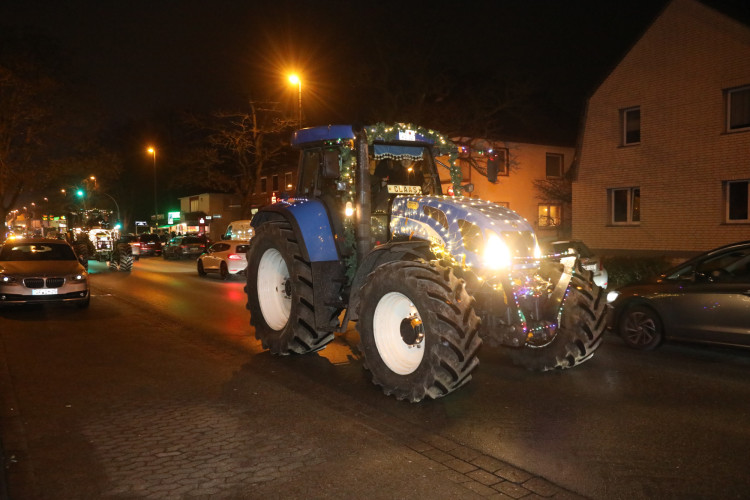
<box><xmin>251</xmin><ymin>199</ymin><xmax>339</xmax><ymax>262</ymax></box>
<box><xmin>343</xmin><ymin>240</ymin><xmax>433</xmax><ymax>328</ymax></box>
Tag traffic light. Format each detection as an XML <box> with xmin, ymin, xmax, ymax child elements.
<box><xmin>76</xmin><ymin>189</ymin><xmax>84</xmax><ymax>197</ymax></box>
<box><xmin>486</xmin><ymin>155</ymin><xmax>499</xmax><ymax>183</ymax></box>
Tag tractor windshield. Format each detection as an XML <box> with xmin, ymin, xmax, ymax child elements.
<box><xmin>369</xmin><ymin>144</ymin><xmax>439</xmax><ymax>198</ymax></box>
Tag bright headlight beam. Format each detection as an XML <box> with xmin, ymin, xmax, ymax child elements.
<box><xmin>483</xmin><ymin>232</ymin><xmax>512</xmax><ymax>270</ymax></box>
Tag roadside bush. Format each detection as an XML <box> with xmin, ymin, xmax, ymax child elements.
<box><xmin>603</xmin><ymin>255</ymin><xmax>673</xmax><ymax>288</ymax></box>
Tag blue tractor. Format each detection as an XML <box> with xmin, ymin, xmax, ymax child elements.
<box><xmin>245</xmin><ymin>123</ymin><xmax>607</xmax><ymax>402</ymax></box>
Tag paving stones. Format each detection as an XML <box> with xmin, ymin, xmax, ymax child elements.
<box><xmin>84</xmin><ymin>401</ymin><xmax>322</xmax><ymax>499</ymax></box>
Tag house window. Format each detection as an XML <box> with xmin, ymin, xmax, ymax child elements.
<box><xmin>727</xmin><ymin>86</ymin><xmax>750</xmax><ymax>132</ymax></box>
<box><xmin>538</xmin><ymin>204</ymin><xmax>561</xmax><ymax>227</ymax></box>
<box><xmin>545</xmin><ymin>153</ymin><xmax>563</xmax><ymax>178</ymax></box>
<box><xmin>621</xmin><ymin>107</ymin><xmax>641</xmax><ymax>145</ymax></box>
<box><xmin>610</xmin><ymin>187</ymin><xmax>641</xmax><ymax>224</ymax></box>
<box><xmin>272</xmin><ymin>174</ymin><xmax>279</xmax><ymax>192</ymax></box>
<box><xmin>284</xmin><ymin>172</ymin><xmax>293</xmax><ymax>191</ymax></box>
<box><xmin>726</xmin><ymin>180</ymin><xmax>749</xmax><ymax>222</ymax></box>
<box><xmin>260</xmin><ymin>177</ymin><xmax>267</xmax><ymax>194</ymax></box>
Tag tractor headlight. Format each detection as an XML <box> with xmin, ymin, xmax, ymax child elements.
<box><xmin>606</xmin><ymin>290</ymin><xmax>620</xmax><ymax>303</ymax></box>
<box><xmin>483</xmin><ymin>232</ymin><xmax>512</xmax><ymax>270</ymax></box>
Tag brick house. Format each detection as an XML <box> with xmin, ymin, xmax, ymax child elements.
<box><xmin>449</xmin><ymin>138</ymin><xmax>576</xmax><ymax>242</ymax></box>
<box><xmin>573</xmin><ymin>0</ymin><xmax>750</xmax><ymax>257</ymax></box>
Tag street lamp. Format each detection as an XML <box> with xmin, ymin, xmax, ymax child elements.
<box><xmin>288</xmin><ymin>74</ymin><xmax>302</xmax><ymax>128</ymax></box>
<box><xmin>147</xmin><ymin>146</ymin><xmax>157</xmax><ymax>226</ymax></box>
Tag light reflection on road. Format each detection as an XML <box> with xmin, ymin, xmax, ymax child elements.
<box><xmin>87</xmin><ymin>257</ymin><xmax>356</xmax><ymax>365</ymax></box>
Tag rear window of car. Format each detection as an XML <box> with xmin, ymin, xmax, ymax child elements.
<box><xmin>235</xmin><ymin>245</ymin><xmax>249</xmax><ymax>253</ymax></box>
<box><xmin>140</xmin><ymin>234</ymin><xmax>160</xmax><ymax>242</ymax></box>
<box><xmin>183</xmin><ymin>237</ymin><xmax>203</xmax><ymax>244</ymax></box>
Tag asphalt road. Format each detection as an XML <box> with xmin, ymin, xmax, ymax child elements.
<box><xmin>2</xmin><ymin>257</ymin><xmax>750</xmax><ymax>499</ymax></box>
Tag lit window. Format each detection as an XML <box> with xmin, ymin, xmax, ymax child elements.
<box><xmin>538</xmin><ymin>204</ymin><xmax>561</xmax><ymax>227</ymax></box>
<box><xmin>727</xmin><ymin>86</ymin><xmax>750</xmax><ymax>132</ymax></box>
<box><xmin>545</xmin><ymin>153</ymin><xmax>563</xmax><ymax>178</ymax></box>
<box><xmin>284</xmin><ymin>172</ymin><xmax>293</xmax><ymax>191</ymax></box>
<box><xmin>610</xmin><ymin>187</ymin><xmax>640</xmax><ymax>224</ymax></box>
<box><xmin>622</xmin><ymin>107</ymin><xmax>641</xmax><ymax>145</ymax></box>
<box><xmin>726</xmin><ymin>180</ymin><xmax>749</xmax><ymax>222</ymax></box>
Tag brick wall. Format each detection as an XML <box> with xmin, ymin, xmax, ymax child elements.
<box><xmin>574</xmin><ymin>0</ymin><xmax>750</xmax><ymax>254</ymax></box>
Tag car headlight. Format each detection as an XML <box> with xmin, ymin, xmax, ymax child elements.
<box><xmin>606</xmin><ymin>290</ymin><xmax>620</xmax><ymax>303</ymax></box>
<box><xmin>483</xmin><ymin>232</ymin><xmax>512</xmax><ymax>270</ymax></box>
<box><xmin>69</xmin><ymin>273</ymin><xmax>88</xmax><ymax>283</ymax></box>
<box><xmin>1</xmin><ymin>275</ymin><xmax>17</xmax><ymax>284</ymax></box>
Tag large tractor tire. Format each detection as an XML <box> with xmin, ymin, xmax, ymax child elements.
<box><xmin>510</xmin><ymin>260</ymin><xmax>607</xmax><ymax>371</ymax></box>
<box><xmin>119</xmin><ymin>252</ymin><xmax>134</xmax><ymax>272</ymax></box>
<box><xmin>108</xmin><ymin>258</ymin><xmax>119</xmax><ymax>271</ymax></box>
<box><xmin>245</xmin><ymin>221</ymin><xmax>337</xmax><ymax>355</ymax></box>
<box><xmin>357</xmin><ymin>260</ymin><xmax>482</xmax><ymax>402</ymax></box>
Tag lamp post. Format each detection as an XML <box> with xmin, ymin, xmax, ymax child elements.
<box><xmin>288</xmin><ymin>74</ymin><xmax>302</xmax><ymax>128</ymax></box>
<box><xmin>147</xmin><ymin>146</ymin><xmax>157</xmax><ymax>226</ymax></box>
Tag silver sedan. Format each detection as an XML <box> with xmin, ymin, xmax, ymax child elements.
<box><xmin>0</xmin><ymin>238</ymin><xmax>90</xmax><ymax>308</ymax></box>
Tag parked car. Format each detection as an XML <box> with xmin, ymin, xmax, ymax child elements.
<box><xmin>0</xmin><ymin>238</ymin><xmax>90</xmax><ymax>308</ymax></box>
<box><xmin>197</xmin><ymin>240</ymin><xmax>250</xmax><ymax>279</ymax></box>
<box><xmin>163</xmin><ymin>236</ymin><xmax>207</xmax><ymax>260</ymax></box>
<box><xmin>118</xmin><ymin>234</ymin><xmax>140</xmax><ymax>260</ymax></box>
<box><xmin>547</xmin><ymin>239</ymin><xmax>608</xmax><ymax>288</ymax></box>
<box><xmin>137</xmin><ymin>233</ymin><xmax>162</xmax><ymax>256</ymax></box>
<box><xmin>607</xmin><ymin>240</ymin><xmax>750</xmax><ymax>350</ymax></box>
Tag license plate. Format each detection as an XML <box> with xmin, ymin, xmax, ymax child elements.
<box><xmin>32</xmin><ymin>288</ymin><xmax>58</xmax><ymax>296</ymax></box>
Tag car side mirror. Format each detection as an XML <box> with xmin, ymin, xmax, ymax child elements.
<box><xmin>461</xmin><ymin>183</ymin><xmax>474</xmax><ymax>194</ymax></box>
<box><xmin>321</xmin><ymin>149</ymin><xmax>341</xmax><ymax>179</ymax></box>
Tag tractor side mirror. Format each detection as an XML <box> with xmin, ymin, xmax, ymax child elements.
<box><xmin>321</xmin><ymin>149</ymin><xmax>341</xmax><ymax>179</ymax></box>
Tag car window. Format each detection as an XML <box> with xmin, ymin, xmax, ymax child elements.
<box><xmin>0</xmin><ymin>243</ymin><xmax>76</xmax><ymax>261</ymax></box>
<box><xmin>235</xmin><ymin>244</ymin><xmax>249</xmax><ymax>253</ymax></box>
<box><xmin>183</xmin><ymin>237</ymin><xmax>202</xmax><ymax>244</ymax></box>
<box><xmin>210</xmin><ymin>243</ymin><xmax>229</xmax><ymax>252</ymax></box>
<box><xmin>695</xmin><ymin>248</ymin><xmax>750</xmax><ymax>282</ymax></box>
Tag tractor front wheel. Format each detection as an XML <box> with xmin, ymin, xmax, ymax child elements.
<box><xmin>357</xmin><ymin>260</ymin><xmax>481</xmax><ymax>402</ymax></box>
<box><xmin>510</xmin><ymin>260</ymin><xmax>607</xmax><ymax>371</ymax></box>
<box><xmin>246</xmin><ymin>221</ymin><xmax>337</xmax><ymax>355</ymax></box>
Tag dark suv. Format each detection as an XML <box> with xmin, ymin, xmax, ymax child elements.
<box><xmin>163</xmin><ymin>236</ymin><xmax>206</xmax><ymax>260</ymax></box>
<box><xmin>137</xmin><ymin>233</ymin><xmax>163</xmax><ymax>256</ymax></box>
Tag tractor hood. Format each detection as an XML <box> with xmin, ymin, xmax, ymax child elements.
<box><xmin>390</xmin><ymin>195</ymin><xmax>541</xmax><ymax>272</ymax></box>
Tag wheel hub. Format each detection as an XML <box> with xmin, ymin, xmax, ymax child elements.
<box><xmin>399</xmin><ymin>315</ymin><xmax>424</xmax><ymax>347</ymax></box>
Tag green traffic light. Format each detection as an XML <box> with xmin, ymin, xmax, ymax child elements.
<box><xmin>76</xmin><ymin>190</ymin><xmax>84</xmax><ymax>197</ymax></box>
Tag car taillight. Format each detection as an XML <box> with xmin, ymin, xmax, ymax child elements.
<box><xmin>228</xmin><ymin>254</ymin><xmax>243</xmax><ymax>260</ymax></box>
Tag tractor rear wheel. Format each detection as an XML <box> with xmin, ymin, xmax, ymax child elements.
<box><xmin>510</xmin><ymin>260</ymin><xmax>607</xmax><ymax>371</ymax></box>
<box><xmin>246</xmin><ymin>221</ymin><xmax>337</xmax><ymax>354</ymax></box>
<box><xmin>357</xmin><ymin>260</ymin><xmax>481</xmax><ymax>402</ymax></box>
<box><xmin>119</xmin><ymin>253</ymin><xmax>133</xmax><ymax>272</ymax></box>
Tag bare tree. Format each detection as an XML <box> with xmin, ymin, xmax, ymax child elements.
<box><xmin>195</xmin><ymin>102</ymin><xmax>296</xmax><ymax>217</ymax></box>
<box><xmin>0</xmin><ymin>37</ymin><xmax>60</xmax><ymax>238</ymax></box>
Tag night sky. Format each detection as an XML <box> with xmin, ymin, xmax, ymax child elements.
<box><xmin>2</xmin><ymin>0</ymin><xmax>670</xmax><ymax>130</ymax></box>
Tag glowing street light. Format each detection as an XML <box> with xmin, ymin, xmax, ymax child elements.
<box><xmin>147</xmin><ymin>146</ymin><xmax>158</xmax><ymax>225</ymax></box>
<box><xmin>288</xmin><ymin>74</ymin><xmax>302</xmax><ymax>128</ymax></box>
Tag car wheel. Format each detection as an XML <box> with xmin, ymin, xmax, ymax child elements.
<box><xmin>618</xmin><ymin>304</ymin><xmax>664</xmax><ymax>350</ymax></box>
<box><xmin>197</xmin><ymin>260</ymin><xmax>207</xmax><ymax>277</ymax></box>
<box><xmin>220</xmin><ymin>262</ymin><xmax>229</xmax><ymax>280</ymax></box>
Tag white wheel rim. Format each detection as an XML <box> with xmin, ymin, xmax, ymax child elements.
<box><xmin>373</xmin><ymin>292</ymin><xmax>425</xmax><ymax>375</ymax></box>
<box><xmin>257</xmin><ymin>248</ymin><xmax>291</xmax><ymax>330</ymax></box>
